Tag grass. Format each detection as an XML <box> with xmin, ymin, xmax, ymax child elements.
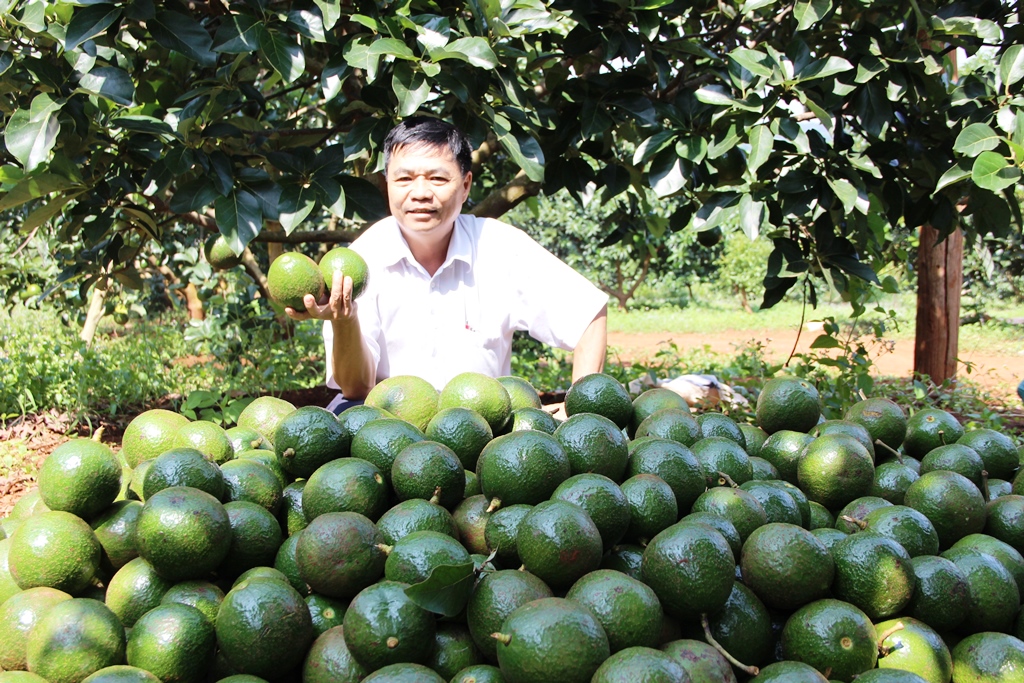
<box><xmin>608</xmin><ymin>288</ymin><xmax>1024</xmax><ymax>356</ymax></box>
<box><xmin>0</xmin><ymin>304</ymin><xmax>325</xmax><ymax>424</ymax></box>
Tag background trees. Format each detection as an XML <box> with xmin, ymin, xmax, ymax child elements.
<box><xmin>2</xmin><ymin>0</ymin><xmax>1022</xmax><ymax>380</ymax></box>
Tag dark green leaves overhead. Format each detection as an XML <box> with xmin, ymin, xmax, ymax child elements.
<box><xmin>64</xmin><ymin>4</ymin><xmax>122</xmax><ymax>52</ymax></box>
<box><xmin>1</xmin><ymin>0</ymin><xmax>1022</xmax><ymax>312</ymax></box>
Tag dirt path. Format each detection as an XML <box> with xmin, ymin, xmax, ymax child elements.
<box><xmin>608</xmin><ymin>326</ymin><xmax>1024</xmax><ymax>406</ymax></box>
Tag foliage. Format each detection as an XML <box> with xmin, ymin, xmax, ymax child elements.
<box><xmin>962</xmin><ymin>230</ymin><xmax>1024</xmax><ymax>316</ymax></box>
<box><xmin>0</xmin><ymin>304</ymin><xmax>324</xmax><ymax>422</ymax></box>
<box><xmin>715</xmin><ymin>233</ymin><xmax>773</xmax><ymax>311</ymax></box>
<box><xmin>2</xmin><ymin>0</ymin><xmax>1023</xmax><ymax>323</ymax></box>
<box><xmin>509</xmin><ymin>188</ymin><xmax>713</xmax><ymax>310</ymax></box>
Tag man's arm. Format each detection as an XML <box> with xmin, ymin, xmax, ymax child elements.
<box><xmin>285</xmin><ymin>271</ymin><xmax>377</xmax><ymax>399</ymax></box>
<box><xmin>572</xmin><ymin>305</ymin><xmax>608</xmax><ymax>382</ymax></box>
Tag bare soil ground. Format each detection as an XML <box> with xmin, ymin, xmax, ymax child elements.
<box><xmin>608</xmin><ymin>327</ymin><xmax>1024</xmax><ymax>407</ymax></box>
<box><xmin>3</xmin><ymin>329</ymin><xmax>1022</xmax><ymax>516</ymax></box>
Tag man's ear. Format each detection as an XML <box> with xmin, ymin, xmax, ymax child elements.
<box><xmin>462</xmin><ymin>171</ymin><xmax>472</xmax><ymax>196</ymax></box>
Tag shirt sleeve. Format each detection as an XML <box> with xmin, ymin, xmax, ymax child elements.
<box><xmin>322</xmin><ymin>279</ymin><xmax>383</xmax><ymax>392</ymax></box>
<box><xmin>502</xmin><ymin>222</ymin><xmax>609</xmax><ymax>350</ymax></box>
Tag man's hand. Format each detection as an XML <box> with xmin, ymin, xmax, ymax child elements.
<box><xmin>285</xmin><ymin>271</ymin><xmax>355</xmax><ymax>323</ymax></box>
<box><xmin>543</xmin><ymin>402</ymin><xmax>568</xmax><ymax>421</ymax></box>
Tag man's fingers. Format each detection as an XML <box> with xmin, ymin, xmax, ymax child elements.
<box><xmin>331</xmin><ymin>270</ymin><xmax>345</xmax><ymax>298</ymax></box>
<box><xmin>284</xmin><ymin>306</ymin><xmax>310</xmax><ymax>321</ymax></box>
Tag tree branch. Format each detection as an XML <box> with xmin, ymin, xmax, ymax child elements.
<box><xmin>251</xmin><ymin>229</ymin><xmax>361</xmax><ymax>244</ymax></box>
<box><xmin>239</xmin><ymin>247</ymin><xmax>272</xmax><ymax>303</ymax></box>
<box><xmin>626</xmin><ymin>253</ymin><xmax>652</xmax><ymax>300</ymax></box>
<box><xmin>469</xmin><ymin>171</ymin><xmax>542</xmax><ymax>219</ymax></box>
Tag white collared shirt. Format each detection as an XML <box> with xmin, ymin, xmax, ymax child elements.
<box><xmin>323</xmin><ymin>214</ymin><xmax>608</xmax><ymax>391</ymax></box>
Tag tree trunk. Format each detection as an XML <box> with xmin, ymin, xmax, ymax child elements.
<box><xmin>183</xmin><ymin>282</ymin><xmax>206</xmax><ymax>321</ymax></box>
<box><xmin>80</xmin><ymin>285</ymin><xmax>107</xmax><ymax>346</ymax></box>
<box><xmin>914</xmin><ymin>225</ymin><xmax>963</xmax><ymax>383</ymax></box>
<box><xmin>738</xmin><ymin>286</ymin><xmax>752</xmax><ymax>313</ymax></box>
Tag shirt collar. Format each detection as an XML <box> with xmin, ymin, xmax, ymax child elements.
<box><xmin>380</xmin><ymin>215</ymin><xmax>473</xmax><ymax>274</ymax></box>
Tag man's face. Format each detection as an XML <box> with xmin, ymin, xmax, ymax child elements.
<box><xmin>386</xmin><ymin>143</ymin><xmax>471</xmax><ymax>239</ymax></box>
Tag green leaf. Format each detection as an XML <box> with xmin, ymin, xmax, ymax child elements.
<box><xmin>810</xmin><ymin>334</ymin><xmax>840</xmax><ymax>349</ymax></box>
<box><xmin>369</xmin><ymin>37</ymin><xmax>417</xmax><ymax>61</ymax></box>
<box><xmin>431</xmin><ymin>37</ymin><xmax>498</xmax><ymax>69</ymax></box>
<box><xmin>259</xmin><ymin>29</ymin><xmax>305</xmax><ymax>84</ymax></box>
<box><xmin>0</xmin><ymin>173</ymin><xmax>71</xmax><ymax>211</ymax></box>
<box><xmin>728</xmin><ymin>48</ymin><xmax>774</xmax><ymax>78</ymax></box>
<box><xmin>794</xmin><ymin>0</ymin><xmax>831</xmax><ymax>31</ymax></box>
<box><xmin>799</xmin><ymin>56</ymin><xmax>853</xmax><ymax>81</ymax></box>
<box><xmin>15</xmin><ymin>0</ymin><xmax>46</xmax><ymax>32</ymax></box>
<box><xmin>633</xmin><ymin>131</ymin><xmax>676</xmax><ymax>166</ymax></box>
<box><xmin>4</xmin><ymin>94</ymin><xmax>62</xmax><ymax>172</ymax></box>
<box><xmin>0</xmin><ymin>52</ymin><xmax>12</xmax><ymax>76</ymax></box>
<box><xmin>169</xmin><ymin>178</ymin><xmax>221</xmax><ymax>213</ymax></box>
<box><xmin>580</xmin><ymin>100</ymin><xmax>613</xmax><ymax>140</ymax></box>
<box><xmin>278</xmin><ymin>183</ymin><xmax>318</xmax><ymax>233</ymax></box>
<box><xmin>215</xmin><ymin>189</ymin><xmax>262</xmax><ymax>255</ymax></box>
<box><xmin>932</xmin><ymin>16</ymin><xmax>1001</xmax><ymax>42</ymax></box>
<box><xmin>212</xmin><ymin>14</ymin><xmax>263</xmax><ymax>54</ymax></box>
<box><xmin>970</xmin><ymin>187</ymin><xmax>1011</xmax><ymax>237</ymax></box>
<box><xmin>1001</xmin><ymin>45</ymin><xmax>1024</xmax><ymax>88</ymax></box>
<box><xmin>111</xmin><ymin>115</ymin><xmax>177</xmax><ymax>138</ymax></box>
<box><xmin>971</xmin><ymin>151</ymin><xmax>1021</xmax><ymax>192</ymax></box>
<box><xmin>338</xmin><ymin>176</ymin><xmax>388</xmax><ymax>221</ymax></box>
<box><xmin>675</xmin><ymin>136</ymin><xmax>707</xmax><ymax>163</ymax></box>
<box><xmin>0</xmin><ymin>165</ymin><xmax>24</xmax><ymax>183</ymax></box>
<box><xmin>739</xmin><ymin>194</ymin><xmax>764</xmax><ymax>239</ymax></box>
<box><xmin>64</xmin><ymin>3</ymin><xmax>121</xmax><ymax>52</ymax></box>
<box><xmin>404</xmin><ymin>561</ymin><xmax>475</xmax><ymax>617</ymax></box>
<box><xmin>314</xmin><ymin>0</ymin><xmax>341</xmax><ymax>30</ymax></box>
<box><xmin>695</xmin><ymin>85</ymin><xmax>738</xmax><ymax>107</ymax></box>
<box><xmin>828</xmin><ymin>178</ymin><xmax>859</xmax><ymax>214</ymax></box>
<box><xmin>933</xmin><ymin>160</ymin><xmax>972</xmax><ymax>194</ymax></box>
<box><xmin>150</xmin><ymin>11</ymin><xmax>217</xmax><ymax>67</ymax></box>
<box><xmin>953</xmin><ymin>123</ymin><xmax>1001</xmax><ymax>157</ymax></box>
<box><xmin>492</xmin><ymin>116</ymin><xmax>544</xmax><ymax>182</ymax></box>
<box><xmin>648</xmin><ymin>148</ymin><xmax>687</xmax><ymax>198</ymax></box>
<box><xmin>311</xmin><ymin>176</ymin><xmax>345</xmax><ymax>216</ymax></box>
<box><xmin>288</xmin><ymin>9</ymin><xmax>325</xmax><ymax>43</ymax></box>
<box><xmin>392</xmin><ymin>62</ymin><xmax>431</xmax><ymax>117</ymax></box>
<box><xmin>828</xmin><ymin>254</ymin><xmax>879</xmax><ymax>284</ymax></box>
<box><xmin>77</xmin><ymin>66</ymin><xmax>135</xmax><ymax>105</ymax></box>
<box><xmin>22</xmin><ymin>192</ymin><xmax>76</xmax><ymax>231</ymax></box>
<box><xmin>747</xmin><ymin>124</ymin><xmax>773</xmax><ymax>174</ymax></box>
<box><xmin>692</xmin><ymin>193</ymin><xmax>740</xmax><ymax>232</ymax></box>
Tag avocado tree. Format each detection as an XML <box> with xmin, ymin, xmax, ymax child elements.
<box><xmin>1</xmin><ymin>0</ymin><xmax>1022</xmax><ymax>379</ymax></box>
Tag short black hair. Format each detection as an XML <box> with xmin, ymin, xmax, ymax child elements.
<box><xmin>383</xmin><ymin>117</ymin><xmax>473</xmax><ymax>176</ymax></box>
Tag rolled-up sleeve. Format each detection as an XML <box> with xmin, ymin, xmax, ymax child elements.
<box><xmin>506</xmin><ymin>226</ymin><xmax>609</xmax><ymax>350</ymax></box>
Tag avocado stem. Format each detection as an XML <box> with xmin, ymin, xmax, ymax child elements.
<box><xmin>386</xmin><ymin>636</ymin><xmax>399</xmax><ymax>649</ymax></box>
<box><xmin>717</xmin><ymin>471</ymin><xmax>739</xmax><ymax>488</ymax></box>
<box><xmin>429</xmin><ymin>486</ymin><xmax>442</xmax><ymax>505</ymax></box>
<box><xmin>700</xmin><ymin>614</ymin><xmax>759</xmax><ymax>677</ymax></box>
<box><xmin>877</xmin><ymin>621</ymin><xmax>905</xmax><ymax>655</ymax></box>
<box><xmin>874</xmin><ymin>439</ymin><xmax>903</xmax><ymax>462</ymax></box>
<box><xmin>376</xmin><ymin>543</ymin><xmax>393</xmax><ymax>555</ymax></box>
<box><xmin>490</xmin><ymin>632</ymin><xmax>512</xmax><ymax>646</ymax></box>
<box><xmin>485</xmin><ymin>497</ymin><xmax>502</xmax><ymax>513</ymax></box>
<box><xmin>840</xmin><ymin>515</ymin><xmax>868</xmax><ymax>531</ymax></box>
<box><xmin>981</xmin><ymin>469</ymin><xmax>990</xmax><ymax>502</ymax></box>
<box><xmin>92</xmin><ymin>426</ymin><xmax>105</xmax><ymax>442</ymax></box>
<box><xmin>283</xmin><ymin>447</ymin><xmax>295</xmax><ymax>459</ymax></box>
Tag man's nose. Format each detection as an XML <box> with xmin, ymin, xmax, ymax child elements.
<box><xmin>410</xmin><ymin>177</ymin><xmax>433</xmax><ymax>198</ymax></box>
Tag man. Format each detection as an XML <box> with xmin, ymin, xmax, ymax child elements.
<box><xmin>286</xmin><ymin>117</ymin><xmax>608</xmax><ymax>411</ymax></box>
